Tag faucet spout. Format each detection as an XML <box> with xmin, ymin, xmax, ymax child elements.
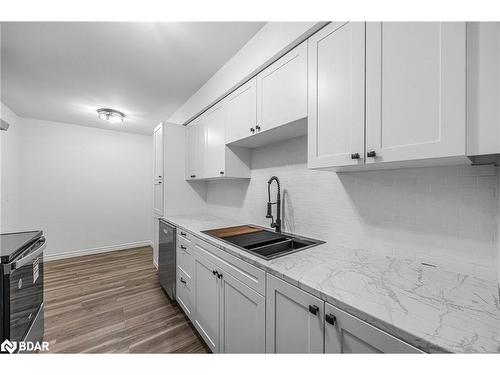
<box><xmin>266</xmin><ymin>176</ymin><xmax>281</xmax><ymax>233</ymax></box>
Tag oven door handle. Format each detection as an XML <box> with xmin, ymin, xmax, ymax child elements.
<box><xmin>9</xmin><ymin>238</ymin><xmax>46</xmax><ymax>272</ymax></box>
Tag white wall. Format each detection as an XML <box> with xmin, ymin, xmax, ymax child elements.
<box><xmin>168</xmin><ymin>22</ymin><xmax>325</xmax><ymax>125</ymax></box>
<box><xmin>205</xmin><ymin>136</ymin><xmax>499</xmax><ymax>281</ymax></box>
<box><xmin>1</xmin><ymin>104</ymin><xmax>153</xmax><ymax>260</ymax></box>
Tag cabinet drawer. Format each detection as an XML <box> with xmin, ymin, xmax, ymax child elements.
<box><xmin>177</xmin><ymin>229</ymin><xmax>193</xmax><ymax>244</ymax></box>
<box><xmin>176</xmin><ymin>267</ymin><xmax>194</xmax><ymax>319</ymax></box>
<box><xmin>177</xmin><ymin>240</ymin><xmax>194</xmax><ymax>278</ymax></box>
<box><xmin>193</xmin><ymin>236</ymin><xmax>266</xmax><ymax>295</ymax></box>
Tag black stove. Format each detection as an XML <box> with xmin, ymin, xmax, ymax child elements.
<box><xmin>1</xmin><ymin>230</ymin><xmax>45</xmax><ymax>353</ymax></box>
<box><xmin>0</xmin><ymin>231</ymin><xmax>43</xmax><ymax>264</ymax></box>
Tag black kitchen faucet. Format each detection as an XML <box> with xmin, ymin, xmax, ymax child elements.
<box><xmin>266</xmin><ymin>176</ymin><xmax>281</xmax><ymax>233</ymax></box>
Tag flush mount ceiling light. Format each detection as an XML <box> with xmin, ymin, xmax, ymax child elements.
<box><xmin>96</xmin><ymin>108</ymin><xmax>125</xmax><ymax>124</ymax></box>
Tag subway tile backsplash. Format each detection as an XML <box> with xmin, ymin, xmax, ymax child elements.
<box><xmin>206</xmin><ymin>136</ymin><xmax>498</xmax><ymax>281</ymax></box>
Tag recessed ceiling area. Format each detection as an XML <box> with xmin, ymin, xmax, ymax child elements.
<box><xmin>0</xmin><ymin>22</ymin><xmax>266</xmax><ymax>134</ymax></box>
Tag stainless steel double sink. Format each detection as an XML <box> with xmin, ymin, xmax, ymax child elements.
<box><xmin>202</xmin><ymin>225</ymin><xmax>324</xmax><ymax>260</ymax></box>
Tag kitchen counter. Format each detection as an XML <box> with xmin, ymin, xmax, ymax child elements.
<box><xmin>161</xmin><ymin>214</ymin><xmax>500</xmax><ymax>353</ymax></box>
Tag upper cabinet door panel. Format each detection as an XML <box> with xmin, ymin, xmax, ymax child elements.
<box><xmin>366</xmin><ymin>22</ymin><xmax>466</xmax><ymax>163</ymax></box>
<box><xmin>226</xmin><ymin>78</ymin><xmax>257</xmax><ymax>143</ymax></box>
<box><xmin>204</xmin><ymin>103</ymin><xmax>227</xmax><ymax>178</ymax></box>
<box><xmin>153</xmin><ymin>124</ymin><xmax>163</xmax><ymax>179</ymax></box>
<box><xmin>257</xmin><ymin>41</ymin><xmax>308</xmax><ymax>132</ymax></box>
<box><xmin>307</xmin><ymin>22</ymin><xmax>365</xmax><ymax>169</ymax></box>
<box><xmin>185</xmin><ymin>123</ymin><xmax>198</xmax><ymax>180</ymax></box>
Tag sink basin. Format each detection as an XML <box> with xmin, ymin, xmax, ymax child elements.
<box><xmin>202</xmin><ymin>225</ymin><xmax>324</xmax><ymax>260</ymax></box>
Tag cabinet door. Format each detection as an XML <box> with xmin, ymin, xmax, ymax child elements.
<box><xmin>366</xmin><ymin>22</ymin><xmax>466</xmax><ymax>163</ymax></box>
<box><xmin>226</xmin><ymin>78</ymin><xmax>257</xmax><ymax>143</ymax></box>
<box><xmin>196</xmin><ymin>120</ymin><xmax>207</xmax><ymax>179</ymax></box>
<box><xmin>153</xmin><ymin>179</ymin><xmax>163</xmax><ymax>216</ymax></box>
<box><xmin>324</xmin><ymin>303</ymin><xmax>423</xmax><ymax>353</ymax></box>
<box><xmin>153</xmin><ymin>123</ymin><xmax>163</xmax><ymax>179</ymax></box>
<box><xmin>204</xmin><ymin>102</ymin><xmax>227</xmax><ymax>178</ymax></box>
<box><xmin>308</xmin><ymin>22</ymin><xmax>365</xmax><ymax>169</ymax></box>
<box><xmin>193</xmin><ymin>254</ymin><xmax>220</xmax><ymax>352</ymax></box>
<box><xmin>257</xmin><ymin>41</ymin><xmax>307</xmax><ymax>133</ymax></box>
<box><xmin>176</xmin><ymin>267</ymin><xmax>194</xmax><ymax>319</ymax></box>
<box><xmin>220</xmin><ymin>271</ymin><xmax>265</xmax><ymax>353</ymax></box>
<box><xmin>266</xmin><ymin>274</ymin><xmax>324</xmax><ymax>353</ymax></box>
<box><xmin>185</xmin><ymin>123</ymin><xmax>198</xmax><ymax>179</ymax></box>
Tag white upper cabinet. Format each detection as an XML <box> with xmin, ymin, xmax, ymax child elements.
<box><xmin>153</xmin><ymin>123</ymin><xmax>163</xmax><ymax>179</ymax></box>
<box><xmin>204</xmin><ymin>102</ymin><xmax>228</xmax><ymax>178</ymax></box>
<box><xmin>256</xmin><ymin>41</ymin><xmax>308</xmax><ymax>133</ymax></box>
<box><xmin>365</xmin><ymin>22</ymin><xmax>466</xmax><ymax>164</ymax></box>
<box><xmin>186</xmin><ymin>116</ymin><xmax>206</xmax><ymax>180</ymax></box>
<box><xmin>467</xmin><ymin>22</ymin><xmax>500</xmax><ymax>157</ymax></box>
<box><xmin>225</xmin><ymin>78</ymin><xmax>257</xmax><ymax>144</ymax></box>
<box><xmin>308</xmin><ymin>22</ymin><xmax>366</xmax><ymax>169</ymax></box>
<box><xmin>185</xmin><ymin>108</ymin><xmax>250</xmax><ymax>181</ymax></box>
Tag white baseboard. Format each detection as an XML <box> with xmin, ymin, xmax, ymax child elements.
<box><xmin>44</xmin><ymin>240</ymin><xmax>153</xmax><ymax>262</ymax></box>
<box><xmin>153</xmin><ymin>259</ymin><xmax>159</xmax><ymax>269</ymax></box>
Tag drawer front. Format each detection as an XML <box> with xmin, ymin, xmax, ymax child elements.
<box><xmin>177</xmin><ymin>240</ymin><xmax>194</xmax><ymax>277</ymax></box>
<box><xmin>193</xmin><ymin>236</ymin><xmax>266</xmax><ymax>295</ymax></box>
<box><xmin>176</xmin><ymin>267</ymin><xmax>194</xmax><ymax>318</ymax></box>
<box><xmin>177</xmin><ymin>229</ymin><xmax>193</xmax><ymax>244</ymax></box>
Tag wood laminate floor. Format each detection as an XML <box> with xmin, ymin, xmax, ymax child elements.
<box><xmin>42</xmin><ymin>246</ymin><xmax>209</xmax><ymax>353</ymax></box>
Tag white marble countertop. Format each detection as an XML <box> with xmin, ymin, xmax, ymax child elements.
<box><xmin>161</xmin><ymin>213</ymin><xmax>500</xmax><ymax>353</ymax></box>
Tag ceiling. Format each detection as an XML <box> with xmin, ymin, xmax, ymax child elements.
<box><xmin>0</xmin><ymin>22</ymin><xmax>265</xmax><ymax>135</ymax></box>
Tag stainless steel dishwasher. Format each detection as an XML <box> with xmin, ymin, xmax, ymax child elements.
<box><xmin>158</xmin><ymin>220</ymin><xmax>176</xmax><ymax>300</ymax></box>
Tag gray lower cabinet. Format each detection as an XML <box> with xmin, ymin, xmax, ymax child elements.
<box><xmin>190</xmin><ymin>234</ymin><xmax>266</xmax><ymax>353</ymax></box>
<box><xmin>324</xmin><ymin>302</ymin><xmax>424</xmax><ymax>353</ymax></box>
<box><xmin>176</xmin><ymin>267</ymin><xmax>193</xmax><ymax>319</ymax></box>
<box><xmin>220</xmin><ymin>271</ymin><xmax>265</xmax><ymax>353</ymax></box>
<box><xmin>193</xmin><ymin>254</ymin><xmax>221</xmax><ymax>352</ymax></box>
<box><xmin>178</xmin><ymin>227</ymin><xmax>423</xmax><ymax>354</ymax></box>
<box><xmin>266</xmin><ymin>274</ymin><xmax>324</xmax><ymax>353</ymax></box>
